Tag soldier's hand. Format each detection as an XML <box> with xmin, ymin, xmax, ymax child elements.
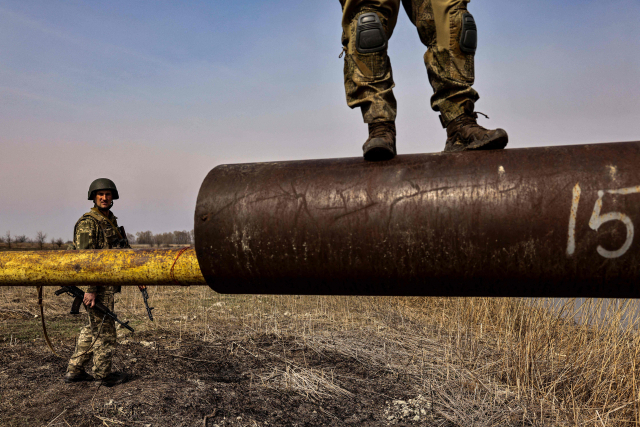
<box><xmin>84</xmin><ymin>292</ymin><xmax>96</xmax><ymax>308</ymax></box>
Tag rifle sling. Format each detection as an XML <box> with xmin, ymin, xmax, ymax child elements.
<box><xmin>37</xmin><ymin>286</ymin><xmax>61</xmax><ymax>358</ymax></box>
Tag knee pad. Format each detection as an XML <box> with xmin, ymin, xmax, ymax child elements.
<box><xmin>356</xmin><ymin>12</ymin><xmax>388</xmax><ymax>54</ymax></box>
<box><xmin>459</xmin><ymin>12</ymin><xmax>477</xmax><ymax>54</ymax></box>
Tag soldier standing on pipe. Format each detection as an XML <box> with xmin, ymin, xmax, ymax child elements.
<box><xmin>340</xmin><ymin>0</ymin><xmax>508</xmax><ymax>161</ymax></box>
<box><xmin>64</xmin><ymin>178</ymin><xmax>130</xmax><ymax>387</ymax></box>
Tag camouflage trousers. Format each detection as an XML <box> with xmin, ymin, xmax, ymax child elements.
<box><xmin>341</xmin><ymin>0</ymin><xmax>479</xmax><ymax>126</ymax></box>
<box><xmin>66</xmin><ymin>292</ymin><xmax>117</xmax><ymax>380</ymax></box>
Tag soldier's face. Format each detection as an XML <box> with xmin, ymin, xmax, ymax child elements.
<box><xmin>95</xmin><ymin>190</ymin><xmax>113</xmax><ymax>209</ymax></box>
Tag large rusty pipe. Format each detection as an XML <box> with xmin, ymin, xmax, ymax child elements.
<box><xmin>195</xmin><ymin>141</ymin><xmax>640</xmax><ymax>298</ymax></box>
<box><xmin>0</xmin><ymin>249</ymin><xmax>205</xmax><ymax>287</ymax></box>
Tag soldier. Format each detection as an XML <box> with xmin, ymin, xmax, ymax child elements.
<box><xmin>340</xmin><ymin>0</ymin><xmax>508</xmax><ymax>160</ymax></box>
<box><xmin>64</xmin><ymin>178</ymin><xmax>130</xmax><ymax>387</ymax></box>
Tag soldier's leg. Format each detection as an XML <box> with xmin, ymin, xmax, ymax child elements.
<box><xmin>65</xmin><ymin>305</ymin><xmax>104</xmax><ymax>383</ymax></box>
<box><xmin>91</xmin><ymin>293</ymin><xmax>117</xmax><ymax>380</ymax></box>
<box><xmin>341</xmin><ymin>0</ymin><xmax>401</xmax><ymax>161</ymax></box>
<box><xmin>66</xmin><ymin>324</ymin><xmax>94</xmax><ymax>374</ymax></box>
<box><xmin>405</xmin><ymin>0</ymin><xmax>508</xmax><ymax>151</ymax></box>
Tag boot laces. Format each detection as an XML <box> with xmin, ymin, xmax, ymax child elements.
<box><xmin>369</xmin><ymin>122</ymin><xmax>395</xmax><ymax>138</ymax></box>
<box><xmin>454</xmin><ymin>111</ymin><xmax>490</xmax><ymax>132</ymax></box>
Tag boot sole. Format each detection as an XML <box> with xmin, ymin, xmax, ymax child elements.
<box><xmin>467</xmin><ymin>129</ymin><xmax>509</xmax><ymax>151</ymax></box>
<box><xmin>363</xmin><ymin>138</ymin><xmax>397</xmax><ymax>161</ymax></box>
<box><xmin>64</xmin><ymin>374</ymin><xmax>94</xmax><ymax>383</ymax></box>
<box><xmin>444</xmin><ymin>129</ymin><xmax>508</xmax><ymax>153</ymax></box>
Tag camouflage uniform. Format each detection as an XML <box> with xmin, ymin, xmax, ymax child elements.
<box><xmin>66</xmin><ymin>207</ymin><xmax>129</xmax><ymax>380</ymax></box>
<box><xmin>341</xmin><ymin>0</ymin><xmax>478</xmax><ymax>127</ymax></box>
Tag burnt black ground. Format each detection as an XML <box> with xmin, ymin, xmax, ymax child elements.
<box><xmin>1</xmin><ymin>329</ymin><xmax>426</xmax><ymax>427</ymax></box>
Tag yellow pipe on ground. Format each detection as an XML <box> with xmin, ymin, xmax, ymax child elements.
<box><xmin>0</xmin><ymin>248</ymin><xmax>205</xmax><ymax>286</ymax></box>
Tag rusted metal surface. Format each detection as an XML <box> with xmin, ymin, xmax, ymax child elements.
<box><xmin>0</xmin><ymin>248</ymin><xmax>205</xmax><ymax>287</ymax></box>
<box><xmin>195</xmin><ymin>141</ymin><xmax>640</xmax><ymax>297</ymax></box>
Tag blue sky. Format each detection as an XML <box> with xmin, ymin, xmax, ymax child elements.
<box><xmin>1</xmin><ymin>1</ymin><xmax>639</xmax><ymax>240</ymax></box>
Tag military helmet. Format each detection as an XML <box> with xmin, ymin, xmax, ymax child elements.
<box><xmin>88</xmin><ymin>178</ymin><xmax>119</xmax><ymax>200</ymax></box>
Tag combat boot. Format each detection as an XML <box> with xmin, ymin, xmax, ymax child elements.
<box><xmin>444</xmin><ymin>104</ymin><xmax>508</xmax><ymax>153</ymax></box>
<box><xmin>99</xmin><ymin>372</ymin><xmax>129</xmax><ymax>387</ymax></box>
<box><xmin>363</xmin><ymin>121</ymin><xmax>396</xmax><ymax>161</ymax></box>
<box><xmin>64</xmin><ymin>371</ymin><xmax>93</xmax><ymax>383</ymax></box>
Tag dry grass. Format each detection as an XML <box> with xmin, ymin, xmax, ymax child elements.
<box><xmin>2</xmin><ymin>285</ymin><xmax>639</xmax><ymax>426</ymax></box>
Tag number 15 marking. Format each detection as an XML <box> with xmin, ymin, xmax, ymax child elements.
<box><xmin>567</xmin><ymin>184</ymin><xmax>640</xmax><ymax>259</ymax></box>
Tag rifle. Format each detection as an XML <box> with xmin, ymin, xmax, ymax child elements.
<box><xmin>137</xmin><ymin>285</ymin><xmax>154</xmax><ymax>321</ymax></box>
<box><xmin>113</xmin><ymin>226</ymin><xmax>130</xmax><ymax>249</ymax></box>
<box><xmin>54</xmin><ymin>286</ymin><xmax>134</xmax><ymax>333</ymax></box>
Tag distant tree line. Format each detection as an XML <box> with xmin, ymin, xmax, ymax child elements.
<box><xmin>131</xmin><ymin>230</ymin><xmax>194</xmax><ymax>247</ymax></box>
<box><xmin>1</xmin><ymin>230</ymin><xmax>66</xmax><ymax>249</ymax></box>
<box><xmin>1</xmin><ymin>229</ymin><xmax>194</xmax><ymax>249</ymax></box>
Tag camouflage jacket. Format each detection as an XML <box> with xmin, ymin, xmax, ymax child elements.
<box><xmin>73</xmin><ymin>207</ymin><xmax>130</xmax><ymax>293</ymax></box>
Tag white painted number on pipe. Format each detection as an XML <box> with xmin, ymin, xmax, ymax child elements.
<box><xmin>566</xmin><ymin>184</ymin><xmax>581</xmax><ymax>256</ymax></box>
<box><xmin>567</xmin><ymin>184</ymin><xmax>640</xmax><ymax>259</ymax></box>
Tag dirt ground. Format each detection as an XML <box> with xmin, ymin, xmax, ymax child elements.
<box><xmin>6</xmin><ymin>284</ymin><xmax>632</xmax><ymax>426</ymax></box>
<box><xmin>1</xmin><ymin>320</ymin><xmax>436</xmax><ymax>427</ymax></box>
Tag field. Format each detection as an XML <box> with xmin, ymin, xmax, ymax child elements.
<box><xmin>2</xmin><ymin>278</ymin><xmax>640</xmax><ymax>427</ymax></box>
